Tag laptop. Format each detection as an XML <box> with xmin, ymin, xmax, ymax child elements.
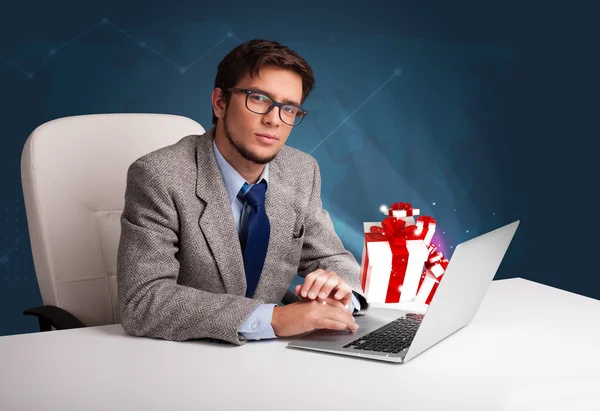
<box><xmin>287</xmin><ymin>220</ymin><xmax>520</xmax><ymax>363</ymax></box>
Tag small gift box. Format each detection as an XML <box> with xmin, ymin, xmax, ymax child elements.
<box><xmin>360</xmin><ymin>203</ymin><xmax>438</xmax><ymax>304</ymax></box>
<box><xmin>415</xmin><ymin>244</ymin><xmax>449</xmax><ymax>304</ymax></box>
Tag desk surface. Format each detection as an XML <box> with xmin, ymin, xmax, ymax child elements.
<box><xmin>1</xmin><ymin>278</ymin><xmax>599</xmax><ymax>411</ymax></box>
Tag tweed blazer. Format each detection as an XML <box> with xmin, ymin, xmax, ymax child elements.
<box><xmin>117</xmin><ymin>127</ymin><xmax>368</xmax><ymax>345</ymax></box>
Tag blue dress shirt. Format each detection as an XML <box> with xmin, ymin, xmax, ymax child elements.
<box><xmin>212</xmin><ymin>138</ymin><xmax>360</xmax><ymax>340</ymax></box>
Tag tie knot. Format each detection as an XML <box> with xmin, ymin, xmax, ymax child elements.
<box><xmin>239</xmin><ymin>180</ymin><xmax>267</xmax><ymax>207</ymax></box>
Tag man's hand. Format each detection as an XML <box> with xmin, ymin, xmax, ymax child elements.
<box><xmin>297</xmin><ymin>269</ymin><xmax>354</xmax><ymax>309</ymax></box>
<box><xmin>271</xmin><ymin>298</ymin><xmax>359</xmax><ymax>337</ymax></box>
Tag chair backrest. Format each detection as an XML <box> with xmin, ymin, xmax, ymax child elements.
<box><xmin>21</xmin><ymin>113</ymin><xmax>205</xmax><ymax>326</ymax></box>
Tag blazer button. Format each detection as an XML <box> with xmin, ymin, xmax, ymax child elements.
<box><xmin>251</xmin><ymin>323</ymin><xmax>258</xmax><ymax>330</ymax></box>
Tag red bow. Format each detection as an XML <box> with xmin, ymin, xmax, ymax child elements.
<box><xmin>417</xmin><ymin>215</ymin><xmax>436</xmax><ymax>224</ymax></box>
<box><xmin>391</xmin><ymin>202</ymin><xmax>412</xmax><ymax>210</ymax></box>
<box><xmin>370</xmin><ymin>216</ymin><xmax>424</xmax><ymax>243</ymax></box>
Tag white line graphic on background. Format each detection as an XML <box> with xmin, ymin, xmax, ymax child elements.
<box><xmin>0</xmin><ymin>18</ymin><xmax>242</xmax><ymax>78</ymax></box>
<box><xmin>309</xmin><ymin>68</ymin><xmax>401</xmax><ymax>155</ymax></box>
<box><xmin>1</xmin><ymin>228</ymin><xmax>27</xmax><ymax>264</ymax></box>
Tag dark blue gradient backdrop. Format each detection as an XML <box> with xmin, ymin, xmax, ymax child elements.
<box><xmin>0</xmin><ymin>1</ymin><xmax>597</xmax><ymax>336</ymax></box>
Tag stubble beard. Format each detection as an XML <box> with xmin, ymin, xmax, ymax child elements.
<box><xmin>223</xmin><ymin>109</ymin><xmax>279</xmax><ymax>165</ymax></box>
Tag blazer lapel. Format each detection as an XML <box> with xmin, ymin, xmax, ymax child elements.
<box><xmin>195</xmin><ymin>128</ymin><xmax>246</xmax><ymax>296</ymax></box>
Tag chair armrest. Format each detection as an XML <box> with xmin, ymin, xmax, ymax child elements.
<box><xmin>281</xmin><ymin>289</ymin><xmax>300</xmax><ymax>305</ymax></box>
<box><xmin>23</xmin><ymin>305</ymin><xmax>86</xmax><ymax>332</ymax></box>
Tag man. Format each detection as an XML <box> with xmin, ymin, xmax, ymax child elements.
<box><xmin>117</xmin><ymin>39</ymin><xmax>369</xmax><ymax>346</ymax></box>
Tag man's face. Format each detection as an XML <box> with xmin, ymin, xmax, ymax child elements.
<box><xmin>218</xmin><ymin>65</ymin><xmax>304</xmax><ymax>164</ymax></box>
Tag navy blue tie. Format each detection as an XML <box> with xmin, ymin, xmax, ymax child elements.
<box><xmin>238</xmin><ymin>180</ymin><xmax>270</xmax><ymax>298</ymax></box>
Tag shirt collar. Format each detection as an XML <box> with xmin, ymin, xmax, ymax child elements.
<box><xmin>212</xmin><ymin>137</ymin><xmax>269</xmax><ymax>205</ymax></box>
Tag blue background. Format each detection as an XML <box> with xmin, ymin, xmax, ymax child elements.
<box><xmin>1</xmin><ymin>1</ymin><xmax>597</xmax><ymax>336</ymax></box>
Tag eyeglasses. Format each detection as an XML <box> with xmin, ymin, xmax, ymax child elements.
<box><xmin>227</xmin><ymin>87</ymin><xmax>307</xmax><ymax>126</ymax></box>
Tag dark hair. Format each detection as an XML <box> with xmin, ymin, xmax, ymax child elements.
<box><xmin>212</xmin><ymin>39</ymin><xmax>315</xmax><ymax>125</ymax></box>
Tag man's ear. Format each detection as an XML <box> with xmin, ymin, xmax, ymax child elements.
<box><xmin>212</xmin><ymin>88</ymin><xmax>226</xmax><ymax>120</ymax></box>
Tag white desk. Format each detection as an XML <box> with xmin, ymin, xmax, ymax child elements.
<box><xmin>1</xmin><ymin>278</ymin><xmax>599</xmax><ymax>411</ymax></box>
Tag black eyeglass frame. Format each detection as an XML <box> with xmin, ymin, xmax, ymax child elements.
<box><xmin>227</xmin><ymin>87</ymin><xmax>308</xmax><ymax>126</ymax></box>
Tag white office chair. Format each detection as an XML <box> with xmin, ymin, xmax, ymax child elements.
<box><xmin>20</xmin><ymin>113</ymin><xmax>206</xmax><ymax>331</ymax></box>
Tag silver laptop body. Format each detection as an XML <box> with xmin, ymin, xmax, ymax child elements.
<box><xmin>287</xmin><ymin>220</ymin><xmax>520</xmax><ymax>363</ymax></box>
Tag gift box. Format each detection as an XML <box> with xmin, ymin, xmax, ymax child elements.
<box><xmin>414</xmin><ymin>269</ymin><xmax>440</xmax><ymax>305</ymax></box>
<box><xmin>415</xmin><ymin>244</ymin><xmax>449</xmax><ymax>304</ymax></box>
<box><xmin>360</xmin><ymin>203</ymin><xmax>439</xmax><ymax>304</ymax></box>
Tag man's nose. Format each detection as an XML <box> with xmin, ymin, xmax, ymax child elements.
<box><xmin>262</xmin><ymin>106</ymin><xmax>282</xmax><ymax>126</ymax></box>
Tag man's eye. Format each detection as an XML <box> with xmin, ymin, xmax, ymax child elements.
<box><xmin>251</xmin><ymin>94</ymin><xmax>269</xmax><ymax>102</ymax></box>
<box><xmin>283</xmin><ymin>106</ymin><xmax>297</xmax><ymax>114</ymax></box>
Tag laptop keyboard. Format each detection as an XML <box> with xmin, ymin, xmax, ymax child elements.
<box><xmin>343</xmin><ymin>313</ymin><xmax>424</xmax><ymax>354</ymax></box>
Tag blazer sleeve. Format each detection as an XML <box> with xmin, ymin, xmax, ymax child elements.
<box><xmin>296</xmin><ymin>158</ymin><xmax>369</xmax><ymax>314</ymax></box>
<box><xmin>117</xmin><ymin>159</ymin><xmax>263</xmax><ymax>345</ymax></box>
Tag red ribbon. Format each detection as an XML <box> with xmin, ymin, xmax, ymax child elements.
<box><xmin>417</xmin><ymin>273</ymin><xmax>444</xmax><ymax>305</ymax></box>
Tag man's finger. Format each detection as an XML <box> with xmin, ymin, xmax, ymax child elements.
<box><xmin>306</xmin><ymin>271</ymin><xmax>332</xmax><ymax>299</ymax></box>
<box><xmin>341</xmin><ymin>293</ymin><xmax>353</xmax><ymax>311</ymax></box>
<box><xmin>334</xmin><ymin>283</ymin><xmax>352</xmax><ymax>300</ymax></box>
<box><xmin>316</xmin><ymin>274</ymin><xmax>340</xmax><ymax>301</ymax></box>
<box><xmin>322</xmin><ymin>305</ymin><xmax>358</xmax><ymax>331</ymax></box>
<box><xmin>314</xmin><ymin>318</ymin><xmax>348</xmax><ymax>331</ymax></box>
<box><xmin>334</xmin><ymin>286</ymin><xmax>354</xmax><ymax>308</ymax></box>
<box><xmin>300</xmin><ymin>269</ymin><xmax>325</xmax><ymax>298</ymax></box>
